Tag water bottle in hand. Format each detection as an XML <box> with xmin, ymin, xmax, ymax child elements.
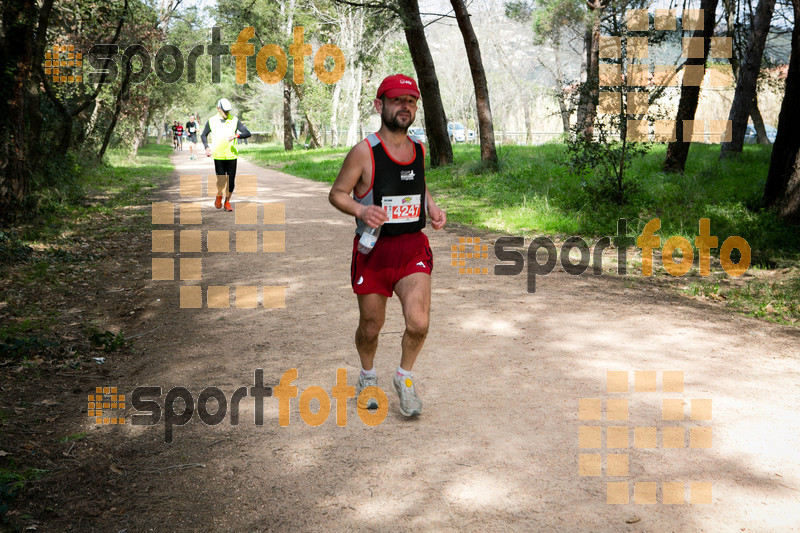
<box><xmin>357</xmin><ymin>225</ymin><xmax>381</xmax><ymax>254</ymax></box>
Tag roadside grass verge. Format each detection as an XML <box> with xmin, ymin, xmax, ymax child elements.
<box><xmin>0</xmin><ymin>143</ymin><xmax>173</xmax><ymax>364</ymax></box>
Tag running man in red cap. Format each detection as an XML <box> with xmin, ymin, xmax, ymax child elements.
<box><xmin>329</xmin><ymin>74</ymin><xmax>446</xmax><ymax>417</ymax></box>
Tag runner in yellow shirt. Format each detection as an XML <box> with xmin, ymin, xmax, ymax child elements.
<box><xmin>200</xmin><ymin>98</ymin><xmax>251</xmax><ymax>212</ymax></box>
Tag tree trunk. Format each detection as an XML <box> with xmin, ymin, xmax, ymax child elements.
<box><xmin>0</xmin><ymin>0</ymin><xmax>37</xmax><ymax>221</ymax></box>
<box><xmin>131</xmin><ymin>104</ymin><xmax>150</xmax><ymax>157</ymax></box>
<box><xmin>345</xmin><ymin>63</ymin><xmax>363</xmax><ymax>146</ymax></box>
<box><xmin>524</xmin><ymin>99</ymin><xmax>532</xmax><ymax>145</ymax></box>
<box><xmin>396</xmin><ymin>0</ymin><xmax>453</xmax><ymax>167</ymax></box>
<box><xmin>305</xmin><ymin>112</ymin><xmax>321</xmax><ymax>148</ymax></box>
<box><xmin>720</xmin><ymin>0</ymin><xmax>777</xmax><ymax>157</ymax></box>
<box><xmin>763</xmin><ymin>0</ymin><xmax>800</xmax><ymax>221</ymax></box>
<box><xmin>98</xmin><ymin>60</ymin><xmax>133</xmax><ymax>160</ymax></box>
<box><xmin>82</xmin><ymin>100</ymin><xmax>101</xmax><ymax>146</ymax></box>
<box><xmin>558</xmin><ymin>90</ymin><xmax>571</xmax><ymax>133</ymax></box>
<box><xmin>663</xmin><ymin>0</ymin><xmax>720</xmax><ymax>172</ymax></box>
<box><xmin>153</xmin><ymin>119</ymin><xmax>162</xmax><ymax>145</ymax></box>
<box><xmin>750</xmin><ymin>93</ymin><xmax>770</xmax><ymax>144</ymax></box>
<box><xmin>576</xmin><ymin>2</ymin><xmax>604</xmax><ymax>140</ymax></box>
<box><xmin>553</xmin><ymin>48</ymin><xmax>571</xmax><ymax>133</ymax></box>
<box><xmin>283</xmin><ymin>81</ymin><xmax>293</xmax><ymax>151</ymax></box>
<box><xmin>331</xmin><ymin>82</ymin><xmax>341</xmax><ymax>147</ymax></box>
<box><xmin>450</xmin><ymin>0</ymin><xmax>498</xmax><ymax>168</ymax></box>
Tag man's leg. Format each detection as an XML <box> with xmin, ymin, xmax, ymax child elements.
<box><xmin>355</xmin><ymin>293</ymin><xmax>386</xmax><ymax>410</ymax></box>
<box><xmin>393</xmin><ymin>272</ymin><xmax>431</xmax><ymax>371</ymax></box>
<box><xmin>355</xmin><ymin>293</ymin><xmax>387</xmax><ymax>371</ymax></box>
<box><xmin>391</xmin><ymin>272</ymin><xmax>430</xmax><ymax>417</ymax></box>
<box><xmin>223</xmin><ymin>159</ymin><xmax>237</xmax><ymax>211</ymax></box>
<box><xmin>214</xmin><ymin>161</ymin><xmax>226</xmax><ymax>209</ymax></box>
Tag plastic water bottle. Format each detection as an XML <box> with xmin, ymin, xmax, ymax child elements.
<box><xmin>358</xmin><ymin>225</ymin><xmax>381</xmax><ymax>254</ymax></box>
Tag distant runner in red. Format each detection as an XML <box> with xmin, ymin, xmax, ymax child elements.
<box><xmin>329</xmin><ymin>74</ymin><xmax>446</xmax><ymax>417</ymax></box>
<box><xmin>171</xmin><ymin>121</ymin><xmax>179</xmax><ymax>150</ymax></box>
<box><xmin>175</xmin><ymin>122</ymin><xmax>184</xmax><ymax>151</ymax></box>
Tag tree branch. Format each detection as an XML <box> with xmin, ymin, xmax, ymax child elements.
<box><xmin>332</xmin><ymin>0</ymin><xmax>399</xmax><ymax>14</ymax></box>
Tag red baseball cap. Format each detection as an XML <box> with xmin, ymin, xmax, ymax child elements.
<box><xmin>376</xmin><ymin>74</ymin><xmax>420</xmax><ymax>99</ymax></box>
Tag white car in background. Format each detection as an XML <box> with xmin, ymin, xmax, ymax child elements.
<box><xmin>408</xmin><ymin>127</ymin><xmax>427</xmax><ymax>143</ymax></box>
<box><xmin>466</xmin><ymin>128</ymin><xmax>476</xmax><ymax>142</ymax></box>
<box><xmin>447</xmin><ymin>122</ymin><xmax>466</xmax><ymax>142</ymax></box>
<box><xmin>744</xmin><ymin>124</ymin><xmax>777</xmax><ymax>143</ymax></box>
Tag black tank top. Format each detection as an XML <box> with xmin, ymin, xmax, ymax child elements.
<box><xmin>354</xmin><ymin>133</ymin><xmax>426</xmax><ymax>237</ymax></box>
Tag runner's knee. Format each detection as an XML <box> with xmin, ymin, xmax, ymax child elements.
<box><xmin>358</xmin><ymin>316</ymin><xmax>384</xmax><ymax>338</ymax></box>
<box><xmin>404</xmin><ymin>314</ymin><xmax>428</xmax><ymax>338</ymax></box>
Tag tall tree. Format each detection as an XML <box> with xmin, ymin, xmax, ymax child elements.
<box><xmin>763</xmin><ymin>0</ymin><xmax>800</xmax><ymax>221</ymax></box>
<box><xmin>505</xmin><ymin>0</ymin><xmax>584</xmax><ymax>134</ymax></box>
<box><xmin>450</xmin><ymin>0</ymin><xmax>498</xmax><ymax>168</ymax></box>
<box><xmin>663</xmin><ymin>0</ymin><xmax>721</xmax><ymax>173</ymax></box>
<box><xmin>0</xmin><ymin>0</ymin><xmax>39</xmax><ymax>221</ymax></box>
<box><xmin>720</xmin><ymin>0</ymin><xmax>777</xmax><ymax>158</ymax></box>
<box><xmin>333</xmin><ymin>0</ymin><xmax>453</xmax><ymax>165</ymax></box>
<box><xmin>395</xmin><ymin>0</ymin><xmax>453</xmax><ymax>167</ymax></box>
<box><xmin>575</xmin><ymin>0</ymin><xmax>608</xmax><ymax>140</ymax></box>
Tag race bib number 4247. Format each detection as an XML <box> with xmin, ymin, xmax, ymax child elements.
<box><xmin>382</xmin><ymin>194</ymin><xmax>421</xmax><ymax>223</ymax></box>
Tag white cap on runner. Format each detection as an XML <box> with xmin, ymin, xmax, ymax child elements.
<box><xmin>217</xmin><ymin>98</ymin><xmax>232</xmax><ymax>112</ymax></box>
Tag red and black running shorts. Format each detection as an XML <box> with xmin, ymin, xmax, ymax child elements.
<box><xmin>351</xmin><ymin>231</ymin><xmax>433</xmax><ymax>297</ymax></box>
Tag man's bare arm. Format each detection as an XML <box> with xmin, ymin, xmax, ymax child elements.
<box><xmin>426</xmin><ymin>186</ymin><xmax>446</xmax><ymax>230</ymax></box>
<box><xmin>329</xmin><ymin>142</ymin><xmax>387</xmax><ymax>228</ymax></box>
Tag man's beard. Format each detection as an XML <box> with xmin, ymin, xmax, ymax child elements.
<box><xmin>381</xmin><ymin>108</ymin><xmax>412</xmax><ymax>133</ymax></box>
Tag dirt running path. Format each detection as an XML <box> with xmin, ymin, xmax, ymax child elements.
<box><xmin>67</xmin><ymin>151</ymin><xmax>800</xmax><ymax>531</ymax></box>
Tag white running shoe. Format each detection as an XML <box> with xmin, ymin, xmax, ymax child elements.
<box><xmin>356</xmin><ymin>373</ymin><xmax>379</xmax><ymax>410</ymax></box>
<box><xmin>393</xmin><ymin>374</ymin><xmax>422</xmax><ymax>417</ymax></box>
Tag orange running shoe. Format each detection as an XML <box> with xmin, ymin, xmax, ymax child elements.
<box><xmin>224</xmin><ymin>200</ymin><xmax>233</xmax><ymax>212</ymax></box>
<box><xmin>214</xmin><ymin>195</ymin><xmax>222</xmax><ymax>209</ymax></box>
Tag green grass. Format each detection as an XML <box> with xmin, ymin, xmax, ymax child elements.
<box><xmin>239</xmin><ymin>144</ymin><xmax>346</xmax><ymax>182</ymax></box>
<box><xmin>18</xmin><ymin>144</ymin><xmax>174</xmax><ymax>244</ymax></box>
<box><xmin>684</xmin><ymin>272</ymin><xmax>800</xmax><ymax>326</ymax></box>
<box><xmin>58</xmin><ymin>432</ymin><xmax>88</xmax><ymax>443</ymax></box>
<box><xmin>0</xmin><ymin>461</ymin><xmax>48</xmax><ymax>519</ymax></box>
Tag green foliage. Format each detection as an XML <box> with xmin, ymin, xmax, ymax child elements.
<box><xmin>504</xmin><ymin>1</ymin><xmax>534</xmax><ymax>22</ymax></box>
<box><xmin>0</xmin><ymin>232</ymin><xmax>33</xmax><ymax>264</ymax></box>
<box><xmin>0</xmin><ymin>461</ymin><xmax>48</xmax><ymax>521</ymax></box>
<box><xmin>0</xmin><ymin>317</ymin><xmax>58</xmax><ymax>362</ymax></box>
<box><xmin>88</xmin><ymin>329</ymin><xmax>127</xmax><ymax>352</ymax></box>
<box><xmin>530</xmin><ymin>0</ymin><xmax>586</xmax><ymax>44</ymax></box>
<box><xmin>16</xmin><ymin>144</ymin><xmax>172</xmax><ymax>240</ymax></box>
<box><xmin>58</xmin><ymin>433</ymin><xmax>88</xmax><ymax>443</ymax></box>
<box><xmin>566</xmin><ymin>120</ymin><xmax>650</xmax><ymax>204</ymax></box>
<box><xmin>0</xmin><ymin>335</ymin><xmax>59</xmax><ymax>362</ymax></box>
